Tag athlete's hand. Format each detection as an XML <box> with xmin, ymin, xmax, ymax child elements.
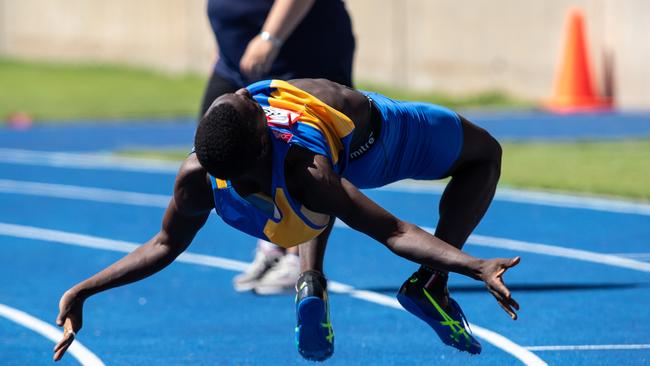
<box><xmin>240</xmin><ymin>34</ymin><xmax>281</xmax><ymax>80</ymax></box>
<box><xmin>479</xmin><ymin>257</ymin><xmax>520</xmax><ymax>320</ymax></box>
<box><xmin>53</xmin><ymin>289</ymin><xmax>85</xmax><ymax>361</ymax></box>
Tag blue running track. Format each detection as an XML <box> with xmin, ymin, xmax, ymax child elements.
<box><xmin>0</xmin><ymin>114</ymin><xmax>649</xmax><ymax>365</ymax></box>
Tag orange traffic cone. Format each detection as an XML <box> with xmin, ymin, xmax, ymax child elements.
<box><xmin>546</xmin><ymin>8</ymin><xmax>612</xmax><ymax>113</ymax></box>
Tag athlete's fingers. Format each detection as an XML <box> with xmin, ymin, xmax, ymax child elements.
<box><xmin>496</xmin><ymin>257</ymin><xmax>519</xmax><ymax>276</ymax></box>
<box><xmin>53</xmin><ymin>341</ymin><xmax>71</xmax><ymax>362</ymax></box>
<box><xmin>53</xmin><ymin>333</ymin><xmax>71</xmax><ymax>353</ymax></box>
<box><xmin>508</xmin><ymin>256</ymin><xmax>521</xmax><ymax>268</ymax></box>
<box><xmin>55</xmin><ymin>312</ymin><xmax>65</xmax><ymax>326</ymax></box>
<box><xmin>53</xmin><ymin>332</ymin><xmax>74</xmax><ymax>361</ymax></box>
<box><xmin>487</xmin><ymin>286</ymin><xmax>507</xmax><ymax>307</ymax></box>
<box><xmin>54</xmin><ymin>318</ymin><xmax>76</xmax><ymax>351</ymax></box>
<box><xmin>510</xmin><ymin>296</ymin><xmax>520</xmax><ymax>311</ymax></box>
<box><xmin>488</xmin><ymin>281</ymin><xmax>519</xmax><ymax>318</ymax></box>
<box><xmin>56</xmin><ymin>304</ymin><xmax>68</xmax><ymax>326</ymax></box>
<box><xmin>491</xmin><ymin>289</ymin><xmax>518</xmax><ymax>319</ymax></box>
<box><xmin>497</xmin><ymin>299</ymin><xmax>518</xmax><ymax>320</ymax></box>
<box><xmin>490</xmin><ymin>276</ymin><xmax>512</xmax><ymax>301</ymax></box>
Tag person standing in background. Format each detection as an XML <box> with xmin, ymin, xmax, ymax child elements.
<box><xmin>199</xmin><ymin>0</ymin><xmax>355</xmax><ymax>294</ymax></box>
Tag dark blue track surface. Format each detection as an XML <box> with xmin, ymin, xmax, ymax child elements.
<box><xmin>1</xmin><ymin>114</ymin><xmax>649</xmax><ymax>365</ymax></box>
<box><xmin>1</xmin><ymin>110</ymin><xmax>650</xmax><ymax>153</ymax></box>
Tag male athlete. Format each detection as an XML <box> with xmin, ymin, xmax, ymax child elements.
<box><xmin>54</xmin><ymin>79</ymin><xmax>520</xmax><ymax>362</ymax></box>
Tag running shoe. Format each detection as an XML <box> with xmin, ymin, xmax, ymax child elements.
<box><xmin>396</xmin><ymin>272</ymin><xmax>482</xmax><ymax>354</ymax></box>
<box><xmin>232</xmin><ymin>249</ymin><xmax>282</xmax><ymax>292</ymax></box>
<box><xmin>295</xmin><ymin>271</ymin><xmax>334</xmax><ymax>361</ymax></box>
<box><xmin>253</xmin><ymin>254</ymin><xmax>300</xmax><ymax>295</ymax></box>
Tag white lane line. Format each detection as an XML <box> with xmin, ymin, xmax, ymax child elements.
<box><xmin>0</xmin><ymin>303</ymin><xmax>105</xmax><ymax>366</ymax></box>
<box><xmin>0</xmin><ymin>223</ymin><xmax>248</xmax><ymax>273</ymax></box>
<box><xmin>2</xmin><ymin>179</ymin><xmax>650</xmax><ymax>273</ymax></box>
<box><xmin>0</xmin><ymin>179</ymin><xmax>170</xmax><ymax>208</ymax></box>
<box><xmin>1</xmin><ymin>149</ymin><xmax>650</xmax><ymax>215</ymax></box>
<box><xmin>0</xmin><ymin>148</ymin><xmax>179</xmax><ymax>174</ymax></box>
<box><xmin>0</xmin><ymin>222</ymin><xmax>546</xmax><ymax>366</ymax></box>
<box><xmin>611</xmin><ymin>252</ymin><xmax>650</xmax><ymax>260</ymax></box>
<box><xmin>380</xmin><ymin>181</ymin><xmax>650</xmax><ymax>216</ymax></box>
<box><xmin>465</xmin><ymin>234</ymin><xmax>650</xmax><ymax>273</ymax></box>
<box><xmin>525</xmin><ymin>344</ymin><xmax>650</xmax><ymax>351</ymax></box>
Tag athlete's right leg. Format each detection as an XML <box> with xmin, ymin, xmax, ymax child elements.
<box><xmin>419</xmin><ymin>116</ymin><xmax>502</xmax><ymax>306</ymax></box>
<box><xmin>295</xmin><ymin>218</ymin><xmax>336</xmax><ymax>361</ymax></box>
<box><xmin>435</xmin><ymin>116</ymin><xmax>502</xmax><ymax>252</ymax></box>
<box><xmin>397</xmin><ymin>116</ymin><xmax>501</xmax><ymax>355</ymax></box>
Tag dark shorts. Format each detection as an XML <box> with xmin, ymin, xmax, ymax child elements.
<box><xmin>343</xmin><ymin>92</ymin><xmax>463</xmax><ymax>189</ymax></box>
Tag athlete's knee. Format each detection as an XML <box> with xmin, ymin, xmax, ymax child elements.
<box><xmin>472</xmin><ymin>124</ymin><xmax>501</xmax><ymax>166</ymax></box>
<box><xmin>469</xmin><ymin>128</ymin><xmax>501</xmax><ymax>184</ymax></box>
<box><xmin>454</xmin><ymin>116</ymin><xmax>502</xmax><ymax>179</ymax></box>
<box><xmin>483</xmin><ymin>133</ymin><xmax>502</xmax><ymax>182</ymax></box>
<box><xmin>486</xmin><ymin>134</ymin><xmax>502</xmax><ymax>170</ymax></box>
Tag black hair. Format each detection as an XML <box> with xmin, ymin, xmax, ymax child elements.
<box><xmin>194</xmin><ymin>103</ymin><xmax>264</xmax><ymax>179</ymax></box>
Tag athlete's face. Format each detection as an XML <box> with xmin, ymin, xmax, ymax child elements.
<box><xmin>207</xmin><ymin>89</ymin><xmax>271</xmax><ymax>180</ymax></box>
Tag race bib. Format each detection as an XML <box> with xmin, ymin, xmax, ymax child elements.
<box><xmin>264</xmin><ymin>106</ymin><xmax>302</xmax><ymax>127</ymax></box>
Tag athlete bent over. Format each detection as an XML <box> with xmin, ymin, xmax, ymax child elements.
<box><xmin>54</xmin><ymin>79</ymin><xmax>519</xmax><ymax>362</ymax></box>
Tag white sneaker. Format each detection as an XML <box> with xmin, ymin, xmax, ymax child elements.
<box><xmin>253</xmin><ymin>254</ymin><xmax>301</xmax><ymax>295</ymax></box>
<box><xmin>233</xmin><ymin>249</ymin><xmax>283</xmax><ymax>292</ymax></box>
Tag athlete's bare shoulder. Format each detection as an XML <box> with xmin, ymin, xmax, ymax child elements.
<box><xmin>287</xmin><ymin>78</ymin><xmax>369</xmax><ymax>125</ymax></box>
<box><xmin>174</xmin><ymin>153</ymin><xmax>214</xmax><ymax>215</ymax></box>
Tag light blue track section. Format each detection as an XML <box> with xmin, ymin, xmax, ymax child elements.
<box><xmin>1</xmin><ymin>166</ymin><xmax>649</xmax><ymax>365</ymax></box>
<box><xmin>1</xmin><ymin>110</ymin><xmax>650</xmax><ymax>152</ymax></box>
<box><xmin>1</xmin><ymin>116</ymin><xmax>649</xmax><ymax>365</ymax></box>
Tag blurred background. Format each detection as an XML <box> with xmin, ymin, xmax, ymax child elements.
<box><xmin>0</xmin><ymin>0</ymin><xmax>649</xmax><ymax>200</ymax></box>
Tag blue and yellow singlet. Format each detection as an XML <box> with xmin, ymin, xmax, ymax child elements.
<box><xmin>211</xmin><ymin>80</ymin><xmax>356</xmax><ymax>248</ymax></box>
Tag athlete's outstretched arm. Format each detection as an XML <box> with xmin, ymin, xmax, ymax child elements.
<box><xmin>53</xmin><ymin>155</ymin><xmax>214</xmax><ymax>361</ymax></box>
<box><xmin>289</xmin><ymin>152</ymin><xmax>520</xmax><ymax>319</ymax></box>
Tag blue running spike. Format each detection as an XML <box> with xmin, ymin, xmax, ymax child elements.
<box><xmin>295</xmin><ymin>271</ymin><xmax>334</xmax><ymax>361</ymax></box>
<box><xmin>397</xmin><ymin>272</ymin><xmax>482</xmax><ymax>354</ymax></box>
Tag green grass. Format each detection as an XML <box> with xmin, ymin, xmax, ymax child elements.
<box><xmin>119</xmin><ymin>140</ymin><xmax>650</xmax><ymax>201</ymax></box>
<box><xmin>501</xmin><ymin>140</ymin><xmax>650</xmax><ymax>200</ymax></box>
<box><xmin>0</xmin><ymin>58</ymin><xmax>206</xmax><ymax>121</ymax></box>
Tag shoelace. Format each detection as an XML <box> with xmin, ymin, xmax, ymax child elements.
<box><xmin>422</xmin><ymin>288</ymin><xmax>472</xmax><ymax>348</ymax></box>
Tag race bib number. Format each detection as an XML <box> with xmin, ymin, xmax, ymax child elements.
<box><xmin>264</xmin><ymin>106</ymin><xmax>302</xmax><ymax>127</ymax></box>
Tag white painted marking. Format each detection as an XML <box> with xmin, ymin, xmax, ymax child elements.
<box><xmin>525</xmin><ymin>344</ymin><xmax>650</xmax><ymax>351</ymax></box>
<box><xmin>0</xmin><ymin>148</ymin><xmax>179</xmax><ymax>174</ymax></box>
<box><xmin>0</xmin><ymin>223</ymin><xmax>545</xmax><ymax>366</ymax></box>
<box><xmin>0</xmin><ymin>179</ymin><xmax>169</xmax><ymax>208</ymax></box>
<box><xmin>0</xmin><ymin>223</ymin><xmax>248</xmax><ymax>272</ymax></box>
<box><xmin>380</xmin><ymin>181</ymin><xmax>650</xmax><ymax>216</ymax></box>
<box><xmin>465</xmin><ymin>233</ymin><xmax>650</xmax><ymax>273</ymax></box>
<box><xmin>2</xmin><ymin>179</ymin><xmax>649</xmax><ymax>273</ymax></box>
<box><xmin>0</xmin><ymin>303</ymin><xmax>105</xmax><ymax>366</ymax></box>
<box><xmin>611</xmin><ymin>252</ymin><xmax>650</xmax><ymax>260</ymax></box>
<box><xmin>1</xmin><ymin>149</ymin><xmax>650</xmax><ymax>215</ymax></box>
